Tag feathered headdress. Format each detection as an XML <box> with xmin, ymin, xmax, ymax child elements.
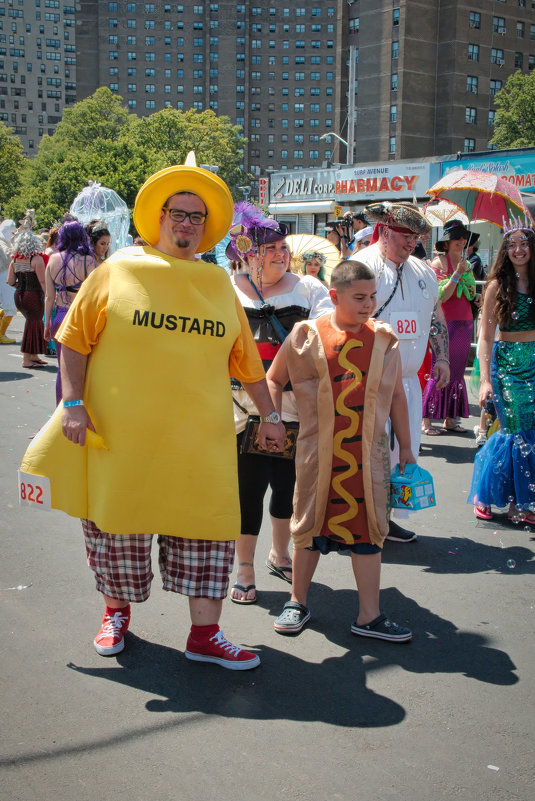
<box><xmin>10</xmin><ymin>209</ymin><xmax>43</xmax><ymax>258</ymax></box>
<box><xmin>226</xmin><ymin>201</ymin><xmax>287</xmax><ymax>262</ymax></box>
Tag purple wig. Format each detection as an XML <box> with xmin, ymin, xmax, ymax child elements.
<box><xmin>57</xmin><ymin>221</ymin><xmax>93</xmax><ymax>264</ymax></box>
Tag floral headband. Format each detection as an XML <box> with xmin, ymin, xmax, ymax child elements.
<box><xmin>300</xmin><ymin>251</ymin><xmax>326</xmax><ymax>266</ymax></box>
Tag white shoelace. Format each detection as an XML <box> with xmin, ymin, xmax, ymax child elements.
<box><xmin>209</xmin><ymin>629</ymin><xmax>241</xmax><ymax>655</ymax></box>
<box><xmin>98</xmin><ymin>611</ymin><xmax>128</xmax><ymax>639</ymax></box>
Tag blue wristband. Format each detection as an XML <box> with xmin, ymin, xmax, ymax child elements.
<box><xmin>63</xmin><ymin>400</ymin><xmax>84</xmax><ymax>408</ymax></box>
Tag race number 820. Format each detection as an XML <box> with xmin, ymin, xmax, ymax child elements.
<box><xmin>389</xmin><ymin>312</ymin><xmax>420</xmax><ymax>340</ymax></box>
<box><xmin>17</xmin><ymin>470</ymin><xmax>51</xmax><ymax>511</ymax></box>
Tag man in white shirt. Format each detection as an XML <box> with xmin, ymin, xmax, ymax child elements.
<box><xmin>351</xmin><ymin>202</ymin><xmax>450</xmax><ymax>542</ymax></box>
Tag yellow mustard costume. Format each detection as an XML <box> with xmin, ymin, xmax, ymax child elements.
<box><xmin>20</xmin><ymin>246</ymin><xmax>264</xmax><ymax>538</ymax></box>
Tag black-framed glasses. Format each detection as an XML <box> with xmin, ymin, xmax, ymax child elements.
<box><xmin>162</xmin><ymin>207</ymin><xmax>207</xmax><ymax>225</ymax></box>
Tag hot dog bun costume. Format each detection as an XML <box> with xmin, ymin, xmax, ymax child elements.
<box><xmin>20</xmin><ymin>154</ymin><xmax>265</xmax><ymax>539</ymax></box>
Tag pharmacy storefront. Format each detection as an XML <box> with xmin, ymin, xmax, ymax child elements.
<box><xmin>268</xmin><ymin>160</ymin><xmax>440</xmax><ymax>234</ymax></box>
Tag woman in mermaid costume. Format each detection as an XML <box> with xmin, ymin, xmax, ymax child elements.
<box><xmin>469</xmin><ymin>220</ymin><xmax>535</xmax><ymax>524</ymax></box>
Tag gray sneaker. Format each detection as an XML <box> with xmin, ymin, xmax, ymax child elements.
<box><xmin>273</xmin><ymin>601</ymin><xmax>311</xmax><ymax>635</ymax></box>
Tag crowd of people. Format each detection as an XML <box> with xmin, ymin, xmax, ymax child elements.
<box><xmin>5</xmin><ymin>158</ymin><xmax>535</xmax><ymax>672</ymax></box>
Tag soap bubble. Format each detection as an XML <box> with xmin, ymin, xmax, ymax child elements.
<box><xmin>507</xmin><ymin>559</ymin><xmax>516</xmax><ymax>569</ymax></box>
<box><xmin>511</xmin><ymin>311</ymin><xmax>519</xmax><ymax>320</ymax></box>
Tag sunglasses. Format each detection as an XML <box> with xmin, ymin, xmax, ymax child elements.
<box><xmin>162</xmin><ymin>208</ymin><xmax>207</xmax><ymax>225</ymax></box>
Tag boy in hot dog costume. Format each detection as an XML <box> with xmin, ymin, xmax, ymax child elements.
<box><xmin>20</xmin><ymin>153</ymin><xmax>286</xmax><ymax>670</ymax></box>
<box><xmin>351</xmin><ymin>203</ymin><xmax>449</xmax><ymax>543</ymax></box>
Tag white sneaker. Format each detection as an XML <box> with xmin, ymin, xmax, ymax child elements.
<box><xmin>473</xmin><ymin>425</ymin><xmax>487</xmax><ymax>448</ymax></box>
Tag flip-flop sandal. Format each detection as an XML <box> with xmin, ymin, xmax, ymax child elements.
<box><xmin>32</xmin><ymin>359</ymin><xmax>48</xmax><ymax>365</ymax></box>
<box><xmin>230</xmin><ymin>583</ymin><xmax>257</xmax><ymax>605</ymax></box>
<box><xmin>266</xmin><ymin>560</ymin><xmax>292</xmax><ymax>583</ymax></box>
<box><xmin>422</xmin><ymin>427</ymin><xmax>442</xmax><ymax>436</ymax></box>
<box><xmin>23</xmin><ymin>363</ymin><xmax>46</xmax><ymax>369</ymax></box>
<box><xmin>443</xmin><ymin>424</ymin><xmax>468</xmax><ymax>434</ymax></box>
<box><xmin>474</xmin><ymin>504</ymin><xmax>493</xmax><ymax>520</ymax></box>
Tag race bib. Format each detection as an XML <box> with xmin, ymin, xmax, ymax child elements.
<box><xmin>390</xmin><ymin>312</ymin><xmax>420</xmax><ymax>340</ymax></box>
<box><xmin>17</xmin><ymin>470</ymin><xmax>51</xmax><ymax>511</ymax></box>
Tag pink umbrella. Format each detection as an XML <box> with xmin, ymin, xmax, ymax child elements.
<box><xmin>427</xmin><ymin>169</ymin><xmax>533</xmax><ymax>228</ymax></box>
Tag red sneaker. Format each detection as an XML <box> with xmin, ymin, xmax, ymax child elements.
<box><xmin>185</xmin><ymin>627</ymin><xmax>260</xmax><ymax>671</ymax></box>
<box><xmin>93</xmin><ymin>606</ymin><xmax>131</xmax><ymax>656</ymax></box>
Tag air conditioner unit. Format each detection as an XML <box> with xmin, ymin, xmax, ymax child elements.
<box><xmin>470</xmin><ymin>86</ymin><xmax>478</xmax><ymax>93</ymax></box>
<box><xmin>498</xmin><ymin>28</ymin><xmax>506</xmax><ymax>35</ymax></box>
<box><xmin>497</xmin><ymin>58</ymin><xmax>505</xmax><ymax>66</ymax></box>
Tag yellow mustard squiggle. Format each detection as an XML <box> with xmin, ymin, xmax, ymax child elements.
<box><xmin>328</xmin><ymin>338</ymin><xmax>364</xmax><ymax>542</ymax></box>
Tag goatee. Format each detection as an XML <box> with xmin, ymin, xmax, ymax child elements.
<box><xmin>175</xmin><ymin>236</ymin><xmax>191</xmax><ymax>249</ymax></box>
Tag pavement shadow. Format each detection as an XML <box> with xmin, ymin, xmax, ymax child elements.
<box><xmin>420</xmin><ymin>438</ymin><xmax>477</xmax><ymax>465</ymax></box>
<box><xmin>0</xmin><ymin>371</ymin><xmax>32</xmax><ymax>382</ymax></box>
<box><xmin>68</xmin><ymin>622</ymin><xmax>405</xmax><ymax>729</ymax></box>
<box><xmin>66</xmin><ymin>583</ymin><xmax>516</xmax><ymax>733</ymax></box>
<box><xmin>381</xmin><ymin>534</ymin><xmax>535</xmax><ymax>575</ymax></box>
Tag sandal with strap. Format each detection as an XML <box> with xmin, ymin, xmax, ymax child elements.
<box><xmin>474</xmin><ymin>504</ymin><xmax>493</xmax><ymax>521</ymax></box>
<box><xmin>266</xmin><ymin>560</ymin><xmax>292</xmax><ymax>584</ymax></box>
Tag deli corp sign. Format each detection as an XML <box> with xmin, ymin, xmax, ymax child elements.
<box><xmin>271</xmin><ymin>162</ymin><xmax>433</xmax><ymax>203</ymax></box>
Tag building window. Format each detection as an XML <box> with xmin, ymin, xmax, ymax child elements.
<box><xmin>488</xmin><ymin>110</ymin><xmax>496</xmax><ymax>127</ymax></box>
<box><xmin>389</xmin><ymin>136</ymin><xmax>396</xmax><ymax>154</ymax></box>
<box><xmin>517</xmin><ymin>22</ymin><xmax>525</xmax><ymax>38</ymax></box>
<box><xmin>468</xmin><ymin>44</ymin><xmax>479</xmax><ymax>61</ymax></box>
<box><xmin>390</xmin><ymin>104</ymin><xmax>397</xmax><ymax>122</ymax></box>
<box><xmin>490</xmin><ymin>79</ymin><xmax>502</xmax><ymax>96</ymax></box>
<box><xmin>392</xmin><ymin>41</ymin><xmax>398</xmax><ymax>59</ymax></box>
<box><xmin>464</xmin><ymin>138</ymin><xmax>475</xmax><ymax>153</ymax></box>
<box><xmin>393</xmin><ymin>8</ymin><xmax>400</xmax><ymax>26</ymax></box>
<box><xmin>391</xmin><ymin>73</ymin><xmax>398</xmax><ymax>90</ymax></box>
<box><xmin>493</xmin><ymin>17</ymin><xmax>506</xmax><ymax>34</ymax></box>
<box><xmin>465</xmin><ymin>106</ymin><xmax>477</xmax><ymax>124</ymax></box>
<box><xmin>531</xmin><ymin>24</ymin><xmax>535</xmax><ymax>40</ymax></box>
<box><xmin>466</xmin><ymin>75</ymin><xmax>478</xmax><ymax>94</ymax></box>
<box><xmin>491</xmin><ymin>48</ymin><xmax>504</xmax><ymax>65</ymax></box>
<box><xmin>469</xmin><ymin>12</ymin><xmax>480</xmax><ymax>29</ymax></box>
<box><xmin>515</xmin><ymin>52</ymin><xmax>523</xmax><ymax>69</ymax></box>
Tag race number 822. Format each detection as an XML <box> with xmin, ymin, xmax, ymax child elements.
<box><xmin>17</xmin><ymin>470</ymin><xmax>51</xmax><ymax>511</ymax></box>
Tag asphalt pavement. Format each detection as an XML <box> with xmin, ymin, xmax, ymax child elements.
<box><xmin>1</xmin><ymin>313</ymin><xmax>533</xmax><ymax>801</ymax></box>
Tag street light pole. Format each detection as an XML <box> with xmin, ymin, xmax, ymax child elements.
<box><xmin>346</xmin><ymin>44</ymin><xmax>356</xmax><ymax>165</ymax></box>
<box><xmin>319</xmin><ymin>132</ymin><xmax>349</xmax><ymax>163</ymax></box>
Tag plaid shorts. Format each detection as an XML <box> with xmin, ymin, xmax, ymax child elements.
<box><xmin>81</xmin><ymin>519</ymin><xmax>235</xmax><ymax>602</ymax></box>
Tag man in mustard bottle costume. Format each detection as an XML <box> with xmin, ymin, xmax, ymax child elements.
<box><xmin>21</xmin><ymin>154</ymin><xmax>285</xmax><ymax>670</ymax></box>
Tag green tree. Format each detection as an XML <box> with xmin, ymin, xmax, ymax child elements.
<box><xmin>0</xmin><ymin>122</ymin><xmax>26</xmax><ymax>210</ymax></box>
<box><xmin>51</xmin><ymin>86</ymin><xmax>131</xmax><ymax>150</ymax></box>
<box><xmin>7</xmin><ymin>89</ymin><xmax>251</xmax><ymax>228</ymax></box>
<box><xmin>124</xmin><ymin>107</ymin><xmax>249</xmax><ymax>195</ymax></box>
<box><xmin>7</xmin><ymin>88</ymin><xmax>136</xmax><ymax>226</ymax></box>
<box><xmin>490</xmin><ymin>70</ymin><xmax>535</xmax><ymax>149</ymax></box>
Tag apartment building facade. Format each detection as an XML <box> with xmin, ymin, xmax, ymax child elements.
<box><xmin>1</xmin><ymin>1</ymin><xmax>534</xmax><ymax>188</ymax></box>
